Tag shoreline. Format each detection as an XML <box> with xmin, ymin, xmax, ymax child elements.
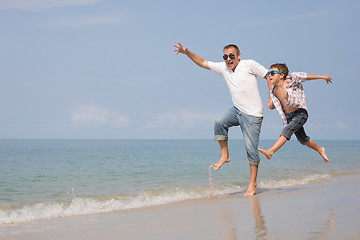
<box><xmin>1</xmin><ymin>174</ymin><xmax>360</xmax><ymax>240</ymax></box>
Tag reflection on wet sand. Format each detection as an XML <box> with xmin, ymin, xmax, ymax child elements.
<box><xmin>220</xmin><ymin>195</ymin><xmax>268</xmax><ymax>240</ymax></box>
<box><xmin>221</xmin><ymin>209</ymin><xmax>238</xmax><ymax>240</ymax></box>
<box><xmin>312</xmin><ymin>208</ymin><xmax>336</xmax><ymax>239</ymax></box>
<box><xmin>219</xmin><ymin>194</ymin><xmax>337</xmax><ymax>240</ymax></box>
<box><xmin>252</xmin><ymin>196</ymin><xmax>268</xmax><ymax>240</ymax></box>
<box><xmin>328</xmin><ymin>208</ymin><xmax>335</xmax><ymax>229</ymax></box>
<box><xmin>250</xmin><ymin>195</ymin><xmax>337</xmax><ymax>240</ymax></box>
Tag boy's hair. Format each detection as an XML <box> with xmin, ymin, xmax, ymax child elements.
<box><xmin>224</xmin><ymin>44</ymin><xmax>240</xmax><ymax>54</ymax></box>
<box><xmin>270</xmin><ymin>63</ymin><xmax>289</xmax><ymax>79</ymax></box>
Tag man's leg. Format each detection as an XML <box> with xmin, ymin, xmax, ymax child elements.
<box><xmin>213</xmin><ymin>107</ymin><xmax>240</xmax><ymax>170</ymax></box>
<box><xmin>213</xmin><ymin>140</ymin><xmax>231</xmax><ymax>170</ymax></box>
<box><xmin>244</xmin><ymin>164</ymin><xmax>258</xmax><ymax>196</ymax></box>
<box><xmin>239</xmin><ymin>113</ymin><xmax>263</xmax><ymax>196</ymax></box>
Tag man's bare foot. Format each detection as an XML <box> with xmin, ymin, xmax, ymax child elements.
<box><xmin>319</xmin><ymin>147</ymin><xmax>330</xmax><ymax>162</ymax></box>
<box><xmin>258</xmin><ymin>148</ymin><xmax>273</xmax><ymax>160</ymax></box>
<box><xmin>213</xmin><ymin>156</ymin><xmax>231</xmax><ymax>170</ymax></box>
<box><xmin>244</xmin><ymin>184</ymin><xmax>258</xmax><ymax>196</ymax></box>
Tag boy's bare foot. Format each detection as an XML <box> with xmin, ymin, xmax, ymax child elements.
<box><xmin>319</xmin><ymin>147</ymin><xmax>330</xmax><ymax>162</ymax></box>
<box><xmin>213</xmin><ymin>156</ymin><xmax>231</xmax><ymax>170</ymax></box>
<box><xmin>244</xmin><ymin>184</ymin><xmax>258</xmax><ymax>196</ymax></box>
<box><xmin>258</xmin><ymin>148</ymin><xmax>273</xmax><ymax>160</ymax></box>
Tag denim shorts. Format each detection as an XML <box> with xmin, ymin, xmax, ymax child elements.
<box><xmin>281</xmin><ymin>108</ymin><xmax>310</xmax><ymax>145</ymax></box>
<box><xmin>214</xmin><ymin>106</ymin><xmax>263</xmax><ymax>166</ymax></box>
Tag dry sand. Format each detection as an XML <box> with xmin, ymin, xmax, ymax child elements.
<box><xmin>1</xmin><ymin>174</ymin><xmax>360</xmax><ymax>240</ymax></box>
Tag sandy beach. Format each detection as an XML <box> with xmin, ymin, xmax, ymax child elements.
<box><xmin>1</xmin><ymin>174</ymin><xmax>360</xmax><ymax>240</ymax></box>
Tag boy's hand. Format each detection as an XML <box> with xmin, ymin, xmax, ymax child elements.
<box><xmin>324</xmin><ymin>76</ymin><xmax>332</xmax><ymax>84</ymax></box>
<box><xmin>173</xmin><ymin>42</ymin><xmax>189</xmax><ymax>55</ymax></box>
<box><xmin>267</xmin><ymin>99</ymin><xmax>275</xmax><ymax>110</ymax></box>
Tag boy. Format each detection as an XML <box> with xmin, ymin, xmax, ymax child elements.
<box><xmin>258</xmin><ymin>63</ymin><xmax>332</xmax><ymax>162</ymax></box>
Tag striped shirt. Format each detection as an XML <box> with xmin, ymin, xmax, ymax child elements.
<box><xmin>270</xmin><ymin>72</ymin><xmax>308</xmax><ymax>126</ymax></box>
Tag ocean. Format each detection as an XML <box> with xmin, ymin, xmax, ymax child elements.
<box><xmin>1</xmin><ymin>139</ymin><xmax>359</xmax><ymax>225</ymax></box>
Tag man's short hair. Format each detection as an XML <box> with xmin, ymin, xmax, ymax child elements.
<box><xmin>270</xmin><ymin>63</ymin><xmax>289</xmax><ymax>79</ymax></box>
<box><xmin>223</xmin><ymin>44</ymin><xmax>240</xmax><ymax>54</ymax></box>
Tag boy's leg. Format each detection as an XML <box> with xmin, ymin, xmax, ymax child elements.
<box><xmin>213</xmin><ymin>107</ymin><xmax>240</xmax><ymax>170</ymax></box>
<box><xmin>305</xmin><ymin>139</ymin><xmax>330</xmax><ymax>162</ymax></box>
<box><xmin>295</xmin><ymin>126</ymin><xmax>330</xmax><ymax>162</ymax></box>
<box><xmin>259</xmin><ymin>108</ymin><xmax>307</xmax><ymax>159</ymax></box>
<box><xmin>258</xmin><ymin>136</ymin><xmax>287</xmax><ymax>160</ymax></box>
<box><xmin>238</xmin><ymin>112</ymin><xmax>263</xmax><ymax>196</ymax></box>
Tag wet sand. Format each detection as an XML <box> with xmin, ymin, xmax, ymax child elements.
<box><xmin>1</xmin><ymin>174</ymin><xmax>360</xmax><ymax>240</ymax></box>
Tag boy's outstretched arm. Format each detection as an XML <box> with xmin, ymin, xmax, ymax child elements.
<box><xmin>173</xmin><ymin>42</ymin><xmax>210</xmax><ymax>70</ymax></box>
<box><xmin>306</xmin><ymin>75</ymin><xmax>333</xmax><ymax>84</ymax></box>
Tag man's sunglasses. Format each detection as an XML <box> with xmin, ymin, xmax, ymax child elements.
<box><xmin>223</xmin><ymin>53</ymin><xmax>236</xmax><ymax>60</ymax></box>
<box><xmin>267</xmin><ymin>70</ymin><xmax>283</xmax><ymax>76</ymax></box>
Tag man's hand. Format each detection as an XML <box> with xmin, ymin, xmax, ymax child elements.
<box><xmin>324</xmin><ymin>76</ymin><xmax>332</xmax><ymax>84</ymax></box>
<box><xmin>173</xmin><ymin>42</ymin><xmax>189</xmax><ymax>55</ymax></box>
<box><xmin>173</xmin><ymin>42</ymin><xmax>209</xmax><ymax>69</ymax></box>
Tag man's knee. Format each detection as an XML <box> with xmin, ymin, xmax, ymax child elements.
<box><xmin>214</xmin><ymin>117</ymin><xmax>229</xmax><ymax>137</ymax></box>
<box><xmin>248</xmin><ymin>159</ymin><xmax>260</xmax><ymax>166</ymax></box>
<box><xmin>214</xmin><ymin>116</ymin><xmax>226</xmax><ymax>127</ymax></box>
<box><xmin>214</xmin><ymin>135</ymin><xmax>227</xmax><ymax>141</ymax></box>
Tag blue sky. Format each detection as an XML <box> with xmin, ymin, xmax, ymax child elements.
<box><xmin>0</xmin><ymin>0</ymin><xmax>359</xmax><ymax>139</ymax></box>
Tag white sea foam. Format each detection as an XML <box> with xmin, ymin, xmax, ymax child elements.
<box><xmin>0</xmin><ymin>185</ymin><xmax>243</xmax><ymax>225</ymax></box>
<box><xmin>258</xmin><ymin>173</ymin><xmax>331</xmax><ymax>189</ymax></box>
<box><xmin>0</xmin><ymin>174</ymin><xmax>330</xmax><ymax>225</ymax></box>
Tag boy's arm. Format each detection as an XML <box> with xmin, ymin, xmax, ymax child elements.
<box><xmin>305</xmin><ymin>75</ymin><xmax>332</xmax><ymax>84</ymax></box>
<box><xmin>173</xmin><ymin>42</ymin><xmax>210</xmax><ymax>70</ymax></box>
<box><xmin>264</xmin><ymin>75</ymin><xmax>275</xmax><ymax>109</ymax></box>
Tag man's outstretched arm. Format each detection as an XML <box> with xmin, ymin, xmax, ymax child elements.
<box><xmin>173</xmin><ymin>42</ymin><xmax>210</xmax><ymax>70</ymax></box>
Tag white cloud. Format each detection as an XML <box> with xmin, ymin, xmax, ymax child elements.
<box><xmin>111</xmin><ymin>112</ymin><xmax>131</xmax><ymax>128</ymax></box>
<box><xmin>142</xmin><ymin>110</ymin><xmax>216</xmax><ymax>129</ymax></box>
<box><xmin>44</xmin><ymin>15</ymin><xmax>128</xmax><ymax>28</ymax></box>
<box><xmin>71</xmin><ymin>105</ymin><xmax>130</xmax><ymax>128</ymax></box>
<box><xmin>335</xmin><ymin>121</ymin><xmax>347</xmax><ymax>129</ymax></box>
<box><xmin>239</xmin><ymin>10</ymin><xmax>329</xmax><ymax>27</ymax></box>
<box><xmin>0</xmin><ymin>0</ymin><xmax>100</xmax><ymax>11</ymax></box>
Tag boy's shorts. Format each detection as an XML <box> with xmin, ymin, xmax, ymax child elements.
<box><xmin>281</xmin><ymin>108</ymin><xmax>310</xmax><ymax>145</ymax></box>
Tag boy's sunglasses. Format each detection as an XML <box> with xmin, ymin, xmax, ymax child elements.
<box><xmin>223</xmin><ymin>53</ymin><xmax>236</xmax><ymax>60</ymax></box>
<box><xmin>267</xmin><ymin>70</ymin><xmax>283</xmax><ymax>76</ymax></box>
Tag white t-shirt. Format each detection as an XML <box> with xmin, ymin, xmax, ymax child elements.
<box><xmin>208</xmin><ymin>59</ymin><xmax>268</xmax><ymax>117</ymax></box>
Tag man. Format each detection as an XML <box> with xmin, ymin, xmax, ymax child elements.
<box><xmin>173</xmin><ymin>42</ymin><xmax>272</xmax><ymax>196</ymax></box>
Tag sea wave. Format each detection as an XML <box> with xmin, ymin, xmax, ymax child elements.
<box><xmin>258</xmin><ymin>173</ymin><xmax>331</xmax><ymax>188</ymax></box>
<box><xmin>0</xmin><ymin>174</ymin><xmax>331</xmax><ymax>225</ymax></box>
<box><xmin>0</xmin><ymin>185</ymin><xmax>243</xmax><ymax>225</ymax></box>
